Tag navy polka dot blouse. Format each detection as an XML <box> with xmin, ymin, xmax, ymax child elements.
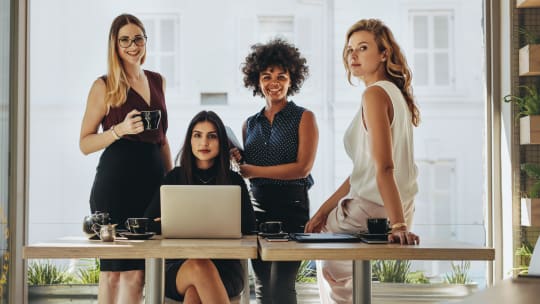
<box><xmin>244</xmin><ymin>101</ymin><xmax>314</xmax><ymax>188</ymax></box>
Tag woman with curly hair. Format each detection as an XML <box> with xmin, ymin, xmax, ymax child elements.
<box><xmin>231</xmin><ymin>38</ymin><xmax>319</xmax><ymax>303</ymax></box>
<box><xmin>305</xmin><ymin>19</ymin><xmax>420</xmax><ymax>303</ymax></box>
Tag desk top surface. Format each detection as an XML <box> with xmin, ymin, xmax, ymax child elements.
<box><xmin>455</xmin><ymin>277</ymin><xmax>540</xmax><ymax>304</ymax></box>
<box><xmin>23</xmin><ymin>235</ymin><xmax>258</xmax><ymax>259</ymax></box>
<box><xmin>258</xmin><ymin>237</ymin><xmax>495</xmax><ymax>261</ymax></box>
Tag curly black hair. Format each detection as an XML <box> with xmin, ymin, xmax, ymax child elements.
<box><xmin>242</xmin><ymin>38</ymin><xmax>309</xmax><ymax>98</ymax></box>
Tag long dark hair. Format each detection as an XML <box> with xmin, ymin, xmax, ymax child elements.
<box><xmin>177</xmin><ymin>111</ymin><xmax>231</xmax><ymax>185</ymax></box>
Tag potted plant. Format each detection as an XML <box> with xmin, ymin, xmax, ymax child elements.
<box><xmin>520</xmin><ymin>163</ymin><xmax>540</xmax><ymax>226</ymax></box>
<box><xmin>514</xmin><ymin>243</ymin><xmax>534</xmax><ymax>276</ymax></box>
<box><xmin>518</xmin><ymin>27</ymin><xmax>540</xmax><ymax>76</ymax></box>
<box><xmin>27</xmin><ymin>259</ymin><xmax>99</xmax><ymax>303</ymax></box>
<box><xmin>504</xmin><ymin>85</ymin><xmax>540</xmax><ymax>144</ymax></box>
<box><xmin>371</xmin><ymin>260</ymin><xmax>477</xmax><ymax>303</ymax></box>
<box><xmin>295</xmin><ymin>260</ymin><xmax>319</xmax><ymax>302</ymax></box>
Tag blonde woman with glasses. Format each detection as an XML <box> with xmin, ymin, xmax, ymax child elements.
<box><xmin>79</xmin><ymin>14</ymin><xmax>172</xmax><ymax>303</ymax></box>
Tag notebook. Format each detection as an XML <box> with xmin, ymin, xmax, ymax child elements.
<box><xmin>290</xmin><ymin>233</ymin><xmax>361</xmax><ymax>243</ymax></box>
<box><xmin>160</xmin><ymin>185</ymin><xmax>242</xmax><ymax>239</ymax></box>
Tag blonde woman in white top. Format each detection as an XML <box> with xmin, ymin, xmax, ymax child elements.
<box><xmin>305</xmin><ymin>19</ymin><xmax>420</xmax><ymax>304</ymax></box>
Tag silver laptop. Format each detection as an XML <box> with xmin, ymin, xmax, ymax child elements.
<box><xmin>160</xmin><ymin>185</ymin><xmax>242</xmax><ymax>239</ymax></box>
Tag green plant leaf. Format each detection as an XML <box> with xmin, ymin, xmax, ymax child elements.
<box><xmin>372</xmin><ymin>260</ymin><xmax>411</xmax><ymax>283</ymax></box>
<box><xmin>519</xmin><ymin>27</ymin><xmax>540</xmax><ymax>45</ymax></box>
<box><xmin>27</xmin><ymin>260</ymin><xmax>75</xmax><ymax>285</ymax></box>
<box><xmin>521</xmin><ymin>163</ymin><xmax>540</xmax><ymax>198</ymax></box>
<box><xmin>444</xmin><ymin>261</ymin><xmax>471</xmax><ymax>284</ymax></box>
<box><xmin>504</xmin><ymin>85</ymin><xmax>540</xmax><ymax>117</ymax></box>
<box><xmin>76</xmin><ymin>258</ymin><xmax>100</xmax><ymax>284</ymax></box>
<box><xmin>295</xmin><ymin>260</ymin><xmax>316</xmax><ymax>283</ymax></box>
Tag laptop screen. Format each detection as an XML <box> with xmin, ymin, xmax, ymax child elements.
<box><xmin>160</xmin><ymin>185</ymin><xmax>242</xmax><ymax>239</ymax></box>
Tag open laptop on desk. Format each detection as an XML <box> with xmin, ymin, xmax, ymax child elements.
<box><xmin>160</xmin><ymin>185</ymin><xmax>242</xmax><ymax>239</ymax></box>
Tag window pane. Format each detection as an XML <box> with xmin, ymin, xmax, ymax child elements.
<box><xmin>434</xmin><ymin>16</ymin><xmax>449</xmax><ymax>48</ymax></box>
<box><xmin>144</xmin><ymin>55</ymin><xmax>156</xmax><ymax>70</ymax></box>
<box><xmin>160</xmin><ymin>19</ymin><xmax>175</xmax><ymax>52</ymax></box>
<box><xmin>434</xmin><ymin>53</ymin><xmax>449</xmax><ymax>85</ymax></box>
<box><xmin>201</xmin><ymin>93</ymin><xmax>228</xmax><ymax>105</ymax></box>
<box><xmin>414</xmin><ymin>53</ymin><xmax>428</xmax><ymax>85</ymax></box>
<box><xmin>258</xmin><ymin>16</ymin><xmax>294</xmax><ymax>43</ymax></box>
<box><xmin>161</xmin><ymin>55</ymin><xmax>175</xmax><ymax>85</ymax></box>
<box><xmin>413</xmin><ymin>16</ymin><xmax>428</xmax><ymax>48</ymax></box>
<box><xmin>142</xmin><ymin>19</ymin><xmax>156</xmax><ymax>52</ymax></box>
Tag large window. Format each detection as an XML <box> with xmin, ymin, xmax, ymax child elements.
<box><xmin>409</xmin><ymin>10</ymin><xmax>454</xmax><ymax>90</ymax></box>
<box><xmin>140</xmin><ymin>14</ymin><xmax>180</xmax><ymax>93</ymax></box>
<box><xmin>27</xmin><ymin>0</ymin><xmax>487</xmax><ymax>288</ymax></box>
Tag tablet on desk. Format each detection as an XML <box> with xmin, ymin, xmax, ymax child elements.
<box><xmin>290</xmin><ymin>233</ymin><xmax>361</xmax><ymax>243</ymax></box>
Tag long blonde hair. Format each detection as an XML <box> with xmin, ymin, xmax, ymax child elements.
<box><xmin>105</xmin><ymin>14</ymin><xmax>147</xmax><ymax>107</ymax></box>
<box><xmin>343</xmin><ymin>19</ymin><xmax>420</xmax><ymax>126</ymax></box>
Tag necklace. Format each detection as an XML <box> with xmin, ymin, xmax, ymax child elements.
<box><xmin>195</xmin><ymin>174</ymin><xmax>215</xmax><ymax>184</ymax></box>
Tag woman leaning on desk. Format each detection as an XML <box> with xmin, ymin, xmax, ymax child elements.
<box><xmin>79</xmin><ymin>14</ymin><xmax>173</xmax><ymax>304</ymax></box>
<box><xmin>144</xmin><ymin>110</ymin><xmax>256</xmax><ymax>303</ymax></box>
<box><xmin>230</xmin><ymin>38</ymin><xmax>319</xmax><ymax>304</ymax></box>
<box><xmin>304</xmin><ymin>19</ymin><xmax>420</xmax><ymax>304</ymax></box>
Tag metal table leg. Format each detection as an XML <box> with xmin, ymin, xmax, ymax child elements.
<box><xmin>145</xmin><ymin>258</ymin><xmax>164</xmax><ymax>304</ymax></box>
<box><xmin>353</xmin><ymin>260</ymin><xmax>371</xmax><ymax>304</ymax></box>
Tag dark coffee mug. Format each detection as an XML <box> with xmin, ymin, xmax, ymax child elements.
<box><xmin>140</xmin><ymin>110</ymin><xmax>161</xmax><ymax>130</ymax></box>
<box><xmin>125</xmin><ymin>218</ymin><xmax>149</xmax><ymax>234</ymax></box>
<box><xmin>259</xmin><ymin>221</ymin><xmax>284</xmax><ymax>234</ymax></box>
<box><xmin>367</xmin><ymin>218</ymin><xmax>389</xmax><ymax>234</ymax></box>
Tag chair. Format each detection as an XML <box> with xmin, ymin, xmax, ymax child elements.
<box><xmin>164</xmin><ymin>260</ymin><xmax>250</xmax><ymax>304</ymax></box>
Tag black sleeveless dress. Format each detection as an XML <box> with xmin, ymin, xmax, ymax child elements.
<box><xmin>89</xmin><ymin>70</ymin><xmax>168</xmax><ymax>271</ymax></box>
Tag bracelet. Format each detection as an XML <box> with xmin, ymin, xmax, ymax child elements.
<box><xmin>110</xmin><ymin>125</ymin><xmax>121</xmax><ymax>140</ymax></box>
<box><xmin>391</xmin><ymin>222</ymin><xmax>407</xmax><ymax>230</ymax></box>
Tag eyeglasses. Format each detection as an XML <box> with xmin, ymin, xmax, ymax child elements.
<box><xmin>118</xmin><ymin>36</ymin><xmax>147</xmax><ymax>48</ymax></box>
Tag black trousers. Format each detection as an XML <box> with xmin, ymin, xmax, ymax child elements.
<box><xmin>250</xmin><ymin>184</ymin><xmax>309</xmax><ymax>304</ymax></box>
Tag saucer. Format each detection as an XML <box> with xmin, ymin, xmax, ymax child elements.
<box><xmin>120</xmin><ymin>232</ymin><xmax>155</xmax><ymax>240</ymax></box>
<box><xmin>258</xmin><ymin>232</ymin><xmax>289</xmax><ymax>238</ymax></box>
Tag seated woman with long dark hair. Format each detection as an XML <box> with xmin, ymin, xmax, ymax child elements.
<box><xmin>145</xmin><ymin>110</ymin><xmax>256</xmax><ymax>303</ymax></box>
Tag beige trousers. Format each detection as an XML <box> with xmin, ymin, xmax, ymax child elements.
<box><xmin>316</xmin><ymin>195</ymin><xmax>414</xmax><ymax>304</ymax></box>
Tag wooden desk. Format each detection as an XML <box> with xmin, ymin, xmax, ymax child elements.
<box><xmin>455</xmin><ymin>277</ymin><xmax>539</xmax><ymax>304</ymax></box>
<box><xmin>258</xmin><ymin>237</ymin><xmax>495</xmax><ymax>304</ymax></box>
<box><xmin>23</xmin><ymin>236</ymin><xmax>258</xmax><ymax>304</ymax></box>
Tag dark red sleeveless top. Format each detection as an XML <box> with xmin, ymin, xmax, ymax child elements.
<box><xmin>101</xmin><ymin>70</ymin><xmax>168</xmax><ymax>145</ymax></box>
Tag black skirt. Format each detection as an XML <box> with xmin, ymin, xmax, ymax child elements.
<box><xmin>90</xmin><ymin>139</ymin><xmax>164</xmax><ymax>271</ymax></box>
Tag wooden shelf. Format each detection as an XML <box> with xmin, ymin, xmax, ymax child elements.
<box><xmin>519</xmin><ymin>45</ymin><xmax>540</xmax><ymax>76</ymax></box>
<box><xmin>520</xmin><ymin>115</ymin><xmax>540</xmax><ymax>144</ymax></box>
<box><xmin>517</xmin><ymin>0</ymin><xmax>540</xmax><ymax>8</ymax></box>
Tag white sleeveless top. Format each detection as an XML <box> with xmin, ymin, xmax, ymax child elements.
<box><xmin>344</xmin><ymin>80</ymin><xmax>418</xmax><ymax>208</ymax></box>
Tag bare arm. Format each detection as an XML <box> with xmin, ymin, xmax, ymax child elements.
<box><xmin>79</xmin><ymin>79</ymin><xmax>116</xmax><ymax>155</ymax></box>
<box><xmin>305</xmin><ymin>176</ymin><xmax>350</xmax><ymax>232</ymax></box>
<box><xmin>79</xmin><ymin>79</ymin><xmax>145</xmax><ymax>155</ymax></box>
<box><xmin>363</xmin><ymin>86</ymin><xmax>418</xmax><ymax>244</ymax></box>
<box><xmin>239</xmin><ymin>110</ymin><xmax>319</xmax><ymax>180</ymax></box>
